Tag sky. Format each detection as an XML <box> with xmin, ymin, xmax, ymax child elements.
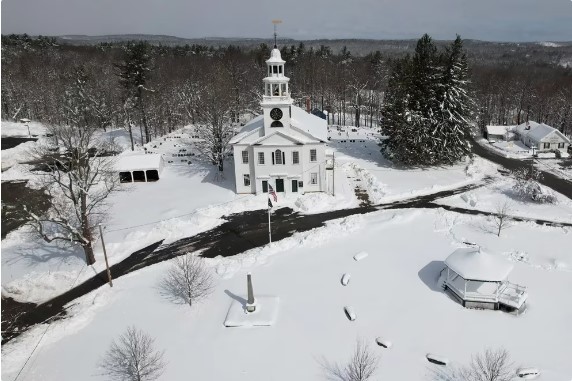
<box><xmin>1</xmin><ymin>0</ymin><xmax>572</xmax><ymax>42</ymax></box>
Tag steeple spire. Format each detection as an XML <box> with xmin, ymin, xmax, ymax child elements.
<box><xmin>272</xmin><ymin>19</ymin><xmax>282</xmax><ymax>48</ymax></box>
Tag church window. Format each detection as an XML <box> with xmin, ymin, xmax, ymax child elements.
<box><xmin>271</xmin><ymin>121</ymin><xmax>283</xmax><ymax>127</ymax></box>
<box><xmin>273</xmin><ymin>65</ymin><xmax>278</xmax><ymax>74</ymax></box>
<box><xmin>292</xmin><ymin>151</ymin><xmax>299</xmax><ymax>164</ymax></box>
<box><xmin>275</xmin><ymin>149</ymin><xmax>283</xmax><ymax>165</ymax></box>
<box><xmin>310</xmin><ymin>149</ymin><xmax>317</xmax><ymax>162</ymax></box>
<box><xmin>243</xmin><ymin>174</ymin><xmax>251</xmax><ymax>186</ymax></box>
<box><xmin>279</xmin><ymin>65</ymin><xmax>282</xmax><ymax>74</ymax></box>
<box><xmin>242</xmin><ymin>150</ymin><xmax>249</xmax><ymax>164</ymax></box>
<box><xmin>258</xmin><ymin>152</ymin><xmax>265</xmax><ymax>165</ymax></box>
<box><xmin>310</xmin><ymin>173</ymin><xmax>318</xmax><ymax>185</ymax></box>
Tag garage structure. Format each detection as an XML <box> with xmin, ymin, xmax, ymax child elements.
<box><xmin>115</xmin><ymin>154</ymin><xmax>164</xmax><ymax>183</ymax></box>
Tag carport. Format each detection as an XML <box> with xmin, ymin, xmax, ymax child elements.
<box><xmin>115</xmin><ymin>154</ymin><xmax>164</xmax><ymax>183</ymax></box>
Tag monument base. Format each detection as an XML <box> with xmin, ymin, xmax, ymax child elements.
<box><xmin>224</xmin><ymin>295</ymin><xmax>280</xmax><ymax>327</ymax></box>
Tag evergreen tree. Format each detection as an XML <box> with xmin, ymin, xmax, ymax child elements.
<box><xmin>381</xmin><ymin>34</ymin><xmax>475</xmax><ymax>165</ymax></box>
<box><xmin>116</xmin><ymin>41</ymin><xmax>153</xmax><ymax>145</ymax></box>
<box><xmin>436</xmin><ymin>35</ymin><xmax>475</xmax><ymax>163</ymax></box>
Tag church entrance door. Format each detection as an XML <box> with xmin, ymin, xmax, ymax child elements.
<box><xmin>275</xmin><ymin>179</ymin><xmax>284</xmax><ymax>192</ymax></box>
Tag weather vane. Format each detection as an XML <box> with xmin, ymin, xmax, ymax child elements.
<box><xmin>272</xmin><ymin>19</ymin><xmax>282</xmax><ymax>48</ymax></box>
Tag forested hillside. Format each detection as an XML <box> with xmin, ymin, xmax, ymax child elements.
<box><xmin>2</xmin><ymin>34</ymin><xmax>571</xmax><ymax>142</ymax></box>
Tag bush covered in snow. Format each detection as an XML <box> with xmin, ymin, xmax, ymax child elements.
<box><xmin>512</xmin><ymin>168</ymin><xmax>556</xmax><ymax>203</ymax></box>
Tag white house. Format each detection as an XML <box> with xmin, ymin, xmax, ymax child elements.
<box><xmin>230</xmin><ymin>47</ymin><xmax>328</xmax><ymax>195</ymax></box>
<box><xmin>514</xmin><ymin>121</ymin><xmax>570</xmax><ymax>153</ymax></box>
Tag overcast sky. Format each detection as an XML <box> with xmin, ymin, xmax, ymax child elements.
<box><xmin>2</xmin><ymin>0</ymin><xmax>571</xmax><ymax>42</ymax></box>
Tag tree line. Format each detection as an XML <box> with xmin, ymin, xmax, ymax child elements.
<box><xmin>2</xmin><ymin>34</ymin><xmax>571</xmax><ymax>140</ymax></box>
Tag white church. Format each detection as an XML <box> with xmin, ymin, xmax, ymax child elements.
<box><xmin>230</xmin><ymin>46</ymin><xmax>328</xmax><ymax>195</ymax></box>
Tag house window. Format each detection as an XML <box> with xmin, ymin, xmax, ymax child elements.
<box><xmin>292</xmin><ymin>151</ymin><xmax>299</xmax><ymax>164</ymax></box>
<box><xmin>543</xmin><ymin>142</ymin><xmax>550</xmax><ymax>149</ymax></box>
<box><xmin>258</xmin><ymin>152</ymin><xmax>265</xmax><ymax>165</ymax></box>
<box><xmin>275</xmin><ymin>149</ymin><xmax>283</xmax><ymax>165</ymax></box>
<box><xmin>310</xmin><ymin>173</ymin><xmax>318</xmax><ymax>185</ymax></box>
<box><xmin>310</xmin><ymin>149</ymin><xmax>317</xmax><ymax>162</ymax></box>
<box><xmin>243</xmin><ymin>174</ymin><xmax>250</xmax><ymax>186</ymax></box>
<box><xmin>558</xmin><ymin>142</ymin><xmax>565</xmax><ymax>148</ymax></box>
<box><xmin>242</xmin><ymin>150</ymin><xmax>249</xmax><ymax>164</ymax></box>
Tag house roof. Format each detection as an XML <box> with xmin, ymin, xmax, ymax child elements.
<box><xmin>445</xmin><ymin>247</ymin><xmax>514</xmax><ymax>282</ymax></box>
<box><xmin>486</xmin><ymin>125</ymin><xmax>509</xmax><ymax>135</ymax></box>
<box><xmin>515</xmin><ymin>121</ymin><xmax>571</xmax><ymax>144</ymax></box>
<box><xmin>115</xmin><ymin>153</ymin><xmax>163</xmax><ymax>171</ymax></box>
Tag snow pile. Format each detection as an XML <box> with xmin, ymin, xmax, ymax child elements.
<box><xmin>2</xmin><ymin>270</ymin><xmax>81</xmax><ymax>303</ymax></box>
<box><xmin>464</xmin><ymin>156</ymin><xmax>498</xmax><ymax>179</ymax></box>
<box><xmin>1</xmin><ymin>140</ymin><xmax>39</xmax><ymax>170</ymax></box>
<box><xmin>211</xmin><ymin>214</ymin><xmax>364</xmax><ymax>279</ymax></box>
<box><xmin>293</xmin><ymin>192</ymin><xmax>356</xmax><ymax>214</ymax></box>
<box><xmin>344</xmin><ymin>162</ymin><xmax>386</xmax><ymax>203</ymax></box>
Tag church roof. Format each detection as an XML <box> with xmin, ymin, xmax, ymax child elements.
<box><xmin>229</xmin><ymin>106</ymin><xmax>327</xmax><ymax>145</ymax></box>
<box><xmin>290</xmin><ymin>105</ymin><xmax>328</xmax><ymax>142</ymax></box>
<box><xmin>266</xmin><ymin>48</ymin><xmax>285</xmax><ymax>64</ymax></box>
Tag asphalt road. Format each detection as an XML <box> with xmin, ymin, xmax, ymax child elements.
<box><xmin>471</xmin><ymin>138</ymin><xmax>572</xmax><ymax>199</ymax></box>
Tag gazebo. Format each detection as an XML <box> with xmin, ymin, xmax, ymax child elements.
<box><xmin>440</xmin><ymin>247</ymin><xmax>528</xmax><ymax>311</ymax></box>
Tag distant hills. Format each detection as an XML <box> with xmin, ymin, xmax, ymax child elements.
<box><xmin>47</xmin><ymin>34</ymin><xmax>572</xmax><ymax>66</ymax></box>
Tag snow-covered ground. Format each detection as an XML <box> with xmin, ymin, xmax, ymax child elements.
<box><xmin>331</xmin><ymin>128</ymin><xmax>496</xmax><ymax>203</ymax></box>
<box><xmin>3</xmin><ymin>121</ymin><xmax>572</xmax><ymax>380</ymax></box>
<box><xmin>2</xmin><ymin>208</ymin><xmax>571</xmax><ymax>381</ymax></box>
<box><xmin>436</xmin><ymin>178</ymin><xmax>572</xmax><ymax>223</ymax></box>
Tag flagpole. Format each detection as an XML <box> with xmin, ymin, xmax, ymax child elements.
<box><xmin>268</xmin><ymin>197</ymin><xmax>272</xmax><ymax>243</ymax></box>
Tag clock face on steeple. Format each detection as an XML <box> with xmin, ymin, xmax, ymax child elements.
<box><xmin>270</xmin><ymin>108</ymin><xmax>283</xmax><ymax>121</ymax></box>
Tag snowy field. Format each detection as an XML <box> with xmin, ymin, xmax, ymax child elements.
<box><xmin>2</xmin><ymin>209</ymin><xmax>571</xmax><ymax>381</ymax></box>
<box><xmin>3</xmin><ymin>121</ymin><xmax>571</xmax><ymax>380</ymax></box>
<box><xmin>1</xmin><ymin>123</ymin><xmax>492</xmax><ymax>303</ymax></box>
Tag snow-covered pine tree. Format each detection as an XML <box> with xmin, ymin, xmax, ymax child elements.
<box><xmin>116</xmin><ymin>41</ymin><xmax>153</xmax><ymax>145</ymax></box>
<box><xmin>435</xmin><ymin>35</ymin><xmax>475</xmax><ymax>163</ymax></box>
<box><xmin>381</xmin><ymin>34</ymin><xmax>475</xmax><ymax>166</ymax></box>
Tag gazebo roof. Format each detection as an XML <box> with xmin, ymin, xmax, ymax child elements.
<box><xmin>445</xmin><ymin>247</ymin><xmax>513</xmax><ymax>282</ymax></box>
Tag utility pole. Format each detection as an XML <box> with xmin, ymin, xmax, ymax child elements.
<box><xmin>332</xmin><ymin>152</ymin><xmax>335</xmax><ymax>197</ymax></box>
<box><xmin>98</xmin><ymin>224</ymin><xmax>113</xmax><ymax>287</ymax></box>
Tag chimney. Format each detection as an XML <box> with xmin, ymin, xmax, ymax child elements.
<box><xmin>306</xmin><ymin>97</ymin><xmax>311</xmax><ymax>114</ymax></box>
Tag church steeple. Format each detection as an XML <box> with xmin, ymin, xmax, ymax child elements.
<box><xmin>261</xmin><ymin>21</ymin><xmax>292</xmax><ymax>136</ymax></box>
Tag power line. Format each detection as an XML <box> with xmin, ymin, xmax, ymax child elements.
<box><xmin>12</xmin><ymin>265</ymin><xmax>87</xmax><ymax>381</ymax></box>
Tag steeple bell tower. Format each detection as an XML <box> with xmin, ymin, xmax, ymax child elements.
<box><xmin>261</xmin><ymin>22</ymin><xmax>293</xmax><ymax>136</ymax></box>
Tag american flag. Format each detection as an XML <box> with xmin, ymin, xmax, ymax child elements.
<box><xmin>268</xmin><ymin>184</ymin><xmax>277</xmax><ymax>202</ymax></box>
<box><xmin>268</xmin><ymin>198</ymin><xmax>273</xmax><ymax>209</ymax></box>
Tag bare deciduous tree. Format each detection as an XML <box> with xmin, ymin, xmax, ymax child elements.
<box><xmin>23</xmin><ymin>67</ymin><xmax>119</xmax><ymax>265</ymax></box>
<box><xmin>99</xmin><ymin>326</ymin><xmax>166</xmax><ymax>381</ymax></box>
<box><xmin>492</xmin><ymin>201</ymin><xmax>512</xmax><ymax>237</ymax></box>
<box><xmin>432</xmin><ymin>348</ymin><xmax>516</xmax><ymax>381</ymax></box>
<box><xmin>321</xmin><ymin>339</ymin><xmax>379</xmax><ymax>381</ymax></box>
<box><xmin>158</xmin><ymin>253</ymin><xmax>214</xmax><ymax>307</ymax></box>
